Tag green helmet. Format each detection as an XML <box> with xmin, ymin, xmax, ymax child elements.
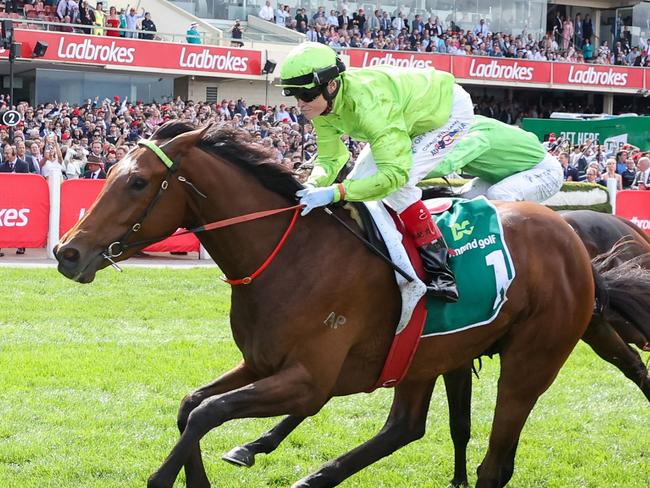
<box><xmin>278</xmin><ymin>42</ymin><xmax>345</xmax><ymax>91</ymax></box>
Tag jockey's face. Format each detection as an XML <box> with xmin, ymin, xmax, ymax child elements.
<box><xmin>297</xmin><ymin>93</ymin><xmax>327</xmax><ymax>120</ymax></box>
<box><xmin>296</xmin><ymin>80</ymin><xmax>337</xmax><ymax>120</ymax></box>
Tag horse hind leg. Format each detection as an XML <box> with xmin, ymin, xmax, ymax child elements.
<box><xmin>222</xmin><ymin>415</ymin><xmax>306</xmax><ymax>467</ymax></box>
<box><xmin>582</xmin><ymin>317</ymin><xmax>650</xmax><ymax>402</ymax></box>
<box><xmin>477</xmin><ymin>318</ymin><xmax>582</xmax><ymax>487</ymax></box>
<box><xmin>291</xmin><ymin>380</ymin><xmax>436</xmax><ymax>488</ymax></box>
<box><xmin>443</xmin><ymin>366</ymin><xmax>473</xmax><ymax>488</ymax></box>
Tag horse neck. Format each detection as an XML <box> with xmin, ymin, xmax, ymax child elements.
<box><xmin>184</xmin><ymin>149</ymin><xmax>303</xmax><ymax>280</ymax></box>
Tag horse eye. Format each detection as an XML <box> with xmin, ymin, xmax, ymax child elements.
<box><xmin>131</xmin><ymin>177</ymin><xmax>148</xmax><ymax>190</ymax></box>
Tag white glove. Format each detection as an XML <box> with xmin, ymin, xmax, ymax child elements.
<box><xmin>296</xmin><ymin>186</ymin><xmax>336</xmax><ymax>216</ymax></box>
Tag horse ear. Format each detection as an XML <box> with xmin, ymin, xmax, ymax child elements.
<box><xmin>159</xmin><ymin>123</ymin><xmax>212</xmax><ymax>156</ymax></box>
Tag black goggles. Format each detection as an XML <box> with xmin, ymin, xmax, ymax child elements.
<box><xmin>282</xmin><ymin>86</ymin><xmax>323</xmax><ymax>102</ymax></box>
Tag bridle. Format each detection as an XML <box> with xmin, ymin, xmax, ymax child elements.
<box><xmin>101</xmin><ymin>139</ymin><xmax>184</xmax><ymax>266</ymax></box>
<box><xmin>100</xmin><ymin>138</ymin><xmax>301</xmax><ymax>286</ymax></box>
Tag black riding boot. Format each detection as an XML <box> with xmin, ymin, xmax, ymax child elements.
<box><xmin>418</xmin><ymin>239</ymin><xmax>459</xmax><ymax>303</ymax></box>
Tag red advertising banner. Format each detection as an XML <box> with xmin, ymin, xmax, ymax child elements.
<box><xmin>615</xmin><ymin>190</ymin><xmax>650</xmax><ymax>236</ymax></box>
<box><xmin>452</xmin><ymin>56</ymin><xmax>551</xmax><ymax>84</ymax></box>
<box><xmin>345</xmin><ymin>49</ymin><xmax>451</xmax><ymax>71</ymax></box>
<box><xmin>0</xmin><ymin>174</ymin><xmax>49</xmax><ymax>248</ymax></box>
<box><xmin>553</xmin><ymin>62</ymin><xmax>644</xmax><ymax>89</ymax></box>
<box><xmin>60</xmin><ymin>179</ymin><xmax>200</xmax><ymax>252</ymax></box>
<box><xmin>12</xmin><ymin>29</ymin><xmax>262</xmax><ymax>77</ymax></box>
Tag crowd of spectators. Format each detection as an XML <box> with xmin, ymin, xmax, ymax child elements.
<box><xmin>0</xmin><ymin>87</ymin><xmax>647</xmax><ymax>259</ymax></box>
<box><xmin>1</xmin><ymin>0</ymin><xmax>160</xmax><ymax>40</ymax></box>
<box><xmin>258</xmin><ymin>3</ymin><xmax>650</xmax><ymax>67</ymax></box>
<box><xmin>547</xmin><ymin>135</ymin><xmax>650</xmax><ymax>190</ymax></box>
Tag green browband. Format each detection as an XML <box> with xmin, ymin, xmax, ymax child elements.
<box><xmin>138</xmin><ymin>139</ymin><xmax>175</xmax><ymax>170</ymax></box>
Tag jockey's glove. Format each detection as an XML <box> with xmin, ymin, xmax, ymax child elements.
<box><xmin>296</xmin><ymin>185</ymin><xmax>336</xmax><ymax>216</ymax></box>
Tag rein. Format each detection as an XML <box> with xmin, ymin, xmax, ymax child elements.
<box><xmin>102</xmin><ymin>139</ymin><xmax>301</xmax><ymax>286</ymax></box>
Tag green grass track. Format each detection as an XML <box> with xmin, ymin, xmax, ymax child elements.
<box><xmin>0</xmin><ymin>268</ymin><xmax>648</xmax><ymax>487</ymax></box>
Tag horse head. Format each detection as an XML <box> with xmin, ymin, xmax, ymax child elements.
<box><xmin>55</xmin><ymin>122</ymin><xmax>209</xmax><ymax>283</ymax></box>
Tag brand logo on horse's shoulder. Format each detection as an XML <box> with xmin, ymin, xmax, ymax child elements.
<box><xmin>451</xmin><ymin>220</ymin><xmax>474</xmax><ymax>241</ymax></box>
<box><xmin>324</xmin><ymin>312</ymin><xmax>346</xmax><ymax>329</ymax></box>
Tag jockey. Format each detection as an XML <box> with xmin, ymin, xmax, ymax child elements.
<box><xmin>279</xmin><ymin>42</ymin><xmax>476</xmax><ymax>302</ymax></box>
<box><xmin>428</xmin><ymin>116</ymin><xmax>564</xmax><ymax>202</ymax></box>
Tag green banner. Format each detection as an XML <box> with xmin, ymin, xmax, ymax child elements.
<box><xmin>522</xmin><ymin>116</ymin><xmax>650</xmax><ymax>152</ymax></box>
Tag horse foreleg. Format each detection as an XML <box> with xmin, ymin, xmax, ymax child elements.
<box><xmin>291</xmin><ymin>380</ymin><xmax>436</xmax><ymax>488</ymax></box>
<box><xmin>583</xmin><ymin>318</ymin><xmax>650</xmax><ymax>402</ymax></box>
<box><xmin>222</xmin><ymin>415</ymin><xmax>306</xmax><ymax>467</ymax></box>
<box><xmin>443</xmin><ymin>366</ymin><xmax>473</xmax><ymax>488</ymax></box>
<box><xmin>176</xmin><ymin>362</ymin><xmax>258</xmax><ymax>488</ymax></box>
<box><xmin>148</xmin><ymin>365</ymin><xmax>326</xmax><ymax>488</ymax></box>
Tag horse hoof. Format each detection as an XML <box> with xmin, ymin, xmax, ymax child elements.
<box><xmin>147</xmin><ymin>474</ymin><xmax>172</xmax><ymax>488</ymax></box>
<box><xmin>447</xmin><ymin>481</ymin><xmax>469</xmax><ymax>488</ymax></box>
<box><xmin>222</xmin><ymin>446</ymin><xmax>255</xmax><ymax>467</ymax></box>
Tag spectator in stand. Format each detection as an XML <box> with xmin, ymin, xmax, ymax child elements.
<box><xmin>614</xmin><ymin>150</ymin><xmax>628</xmax><ymax>173</ymax></box>
<box><xmin>312</xmin><ymin>6</ymin><xmax>325</xmax><ymax>22</ymax></box>
<box><xmin>275</xmin><ymin>3</ymin><xmax>288</xmax><ymax>27</ymax></box>
<box><xmin>83</xmin><ymin>155</ymin><xmax>106</xmax><ymax>179</ymax></box>
<box><xmin>584</xmin><ymin>167</ymin><xmax>603</xmax><ymax>185</ymax></box>
<box><xmin>124</xmin><ymin>5</ymin><xmax>144</xmax><ymax>38</ymax></box>
<box><xmin>92</xmin><ymin>2</ymin><xmax>105</xmax><ymax>36</ymax></box>
<box><xmin>140</xmin><ymin>12</ymin><xmax>156</xmax><ymax>40</ymax></box>
<box><xmin>40</xmin><ymin>140</ymin><xmax>65</xmax><ymax>180</ymax></box>
<box><xmin>474</xmin><ymin>18</ymin><xmax>489</xmax><ymax>37</ymax></box>
<box><xmin>601</xmin><ymin>158</ymin><xmax>623</xmax><ymax>190</ymax></box>
<box><xmin>632</xmin><ymin>156</ymin><xmax>650</xmax><ymax>189</ymax></box>
<box><xmin>106</xmin><ymin>6</ymin><xmax>120</xmax><ymax>37</ymax></box>
<box><xmin>186</xmin><ymin>22</ymin><xmax>201</xmax><ymax>44</ymax></box>
<box><xmin>79</xmin><ymin>1</ymin><xmax>94</xmax><ymax>34</ymax></box>
<box><xmin>274</xmin><ymin>103</ymin><xmax>291</xmax><ymax>122</ymax></box>
<box><xmin>25</xmin><ymin>142</ymin><xmax>42</xmax><ymax>174</ymax></box>
<box><xmin>559</xmin><ymin>151</ymin><xmax>579</xmax><ymax>181</ymax></box>
<box><xmin>583</xmin><ymin>13</ymin><xmax>593</xmax><ymax>45</ymax></box>
<box><xmin>582</xmin><ymin>38</ymin><xmax>593</xmax><ymax>60</ymax></box>
<box><xmin>0</xmin><ymin>145</ymin><xmax>29</xmax><ymax>173</ymax></box>
<box><xmin>14</xmin><ymin>141</ymin><xmax>36</xmax><ymax>174</ymax></box>
<box><xmin>574</xmin><ymin>13</ymin><xmax>583</xmax><ymax>49</ymax></box>
<box><xmin>230</xmin><ymin>19</ymin><xmax>244</xmax><ymax>47</ymax></box>
<box><xmin>295</xmin><ymin>8</ymin><xmax>308</xmax><ymax>33</ymax></box>
<box><xmin>57</xmin><ymin>0</ymin><xmax>79</xmax><ymax>23</ymax></box>
<box><xmin>352</xmin><ymin>8</ymin><xmax>366</xmax><ymax>33</ymax></box>
<box><xmin>259</xmin><ymin>0</ymin><xmax>274</xmax><ymax>22</ymax></box>
<box><xmin>621</xmin><ymin>158</ymin><xmax>637</xmax><ymax>189</ymax></box>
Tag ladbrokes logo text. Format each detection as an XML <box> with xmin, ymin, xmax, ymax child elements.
<box><xmin>0</xmin><ymin>208</ymin><xmax>30</xmax><ymax>227</ymax></box>
<box><xmin>57</xmin><ymin>38</ymin><xmax>135</xmax><ymax>63</ymax></box>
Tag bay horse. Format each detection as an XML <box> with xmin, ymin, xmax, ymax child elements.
<box><xmin>218</xmin><ymin>213</ymin><xmax>650</xmax><ymax>487</ymax></box>
<box><xmin>54</xmin><ymin>122</ymin><xmax>648</xmax><ymax>488</ymax></box>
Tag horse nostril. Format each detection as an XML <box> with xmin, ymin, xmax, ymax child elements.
<box><xmin>62</xmin><ymin>247</ymin><xmax>80</xmax><ymax>264</ymax></box>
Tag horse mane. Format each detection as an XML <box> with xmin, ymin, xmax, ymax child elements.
<box><xmin>151</xmin><ymin>120</ymin><xmax>303</xmax><ymax>199</ymax></box>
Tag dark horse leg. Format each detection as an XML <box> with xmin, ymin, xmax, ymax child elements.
<box><xmin>148</xmin><ymin>365</ymin><xmax>326</xmax><ymax>488</ymax></box>
<box><xmin>582</xmin><ymin>317</ymin><xmax>650</xmax><ymax>402</ymax></box>
<box><xmin>443</xmin><ymin>367</ymin><xmax>473</xmax><ymax>488</ymax></box>
<box><xmin>476</xmin><ymin>316</ymin><xmax>582</xmax><ymax>488</ymax></box>
<box><xmin>291</xmin><ymin>380</ymin><xmax>436</xmax><ymax>488</ymax></box>
<box><xmin>176</xmin><ymin>363</ymin><xmax>257</xmax><ymax>488</ymax></box>
<box><xmin>222</xmin><ymin>415</ymin><xmax>306</xmax><ymax>467</ymax></box>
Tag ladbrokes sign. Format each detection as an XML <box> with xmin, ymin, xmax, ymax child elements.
<box><xmin>345</xmin><ymin>49</ymin><xmax>646</xmax><ymax>90</ymax></box>
<box><xmin>0</xmin><ymin>174</ymin><xmax>49</xmax><ymax>248</ymax></box>
<box><xmin>12</xmin><ymin>29</ymin><xmax>262</xmax><ymax>76</ymax></box>
<box><xmin>615</xmin><ymin>190</ymin><xmax>650</xmax><ymax>237</ymax></box>
<box><xmin>553</xmin><ymin>62</ymin><xmax>643</xmax><ymax>89</ymax></box>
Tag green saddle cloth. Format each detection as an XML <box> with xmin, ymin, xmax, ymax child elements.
<box><xmin>423</xmin><ymin>197</ymin><xmax>516</xmax><ymax>337</ymax></box>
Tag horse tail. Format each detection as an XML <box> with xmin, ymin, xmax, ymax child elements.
<box><xmin>592</xmin><ymin>240</ymin><xmax>650</xmax><ymax>347</ymax></box>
